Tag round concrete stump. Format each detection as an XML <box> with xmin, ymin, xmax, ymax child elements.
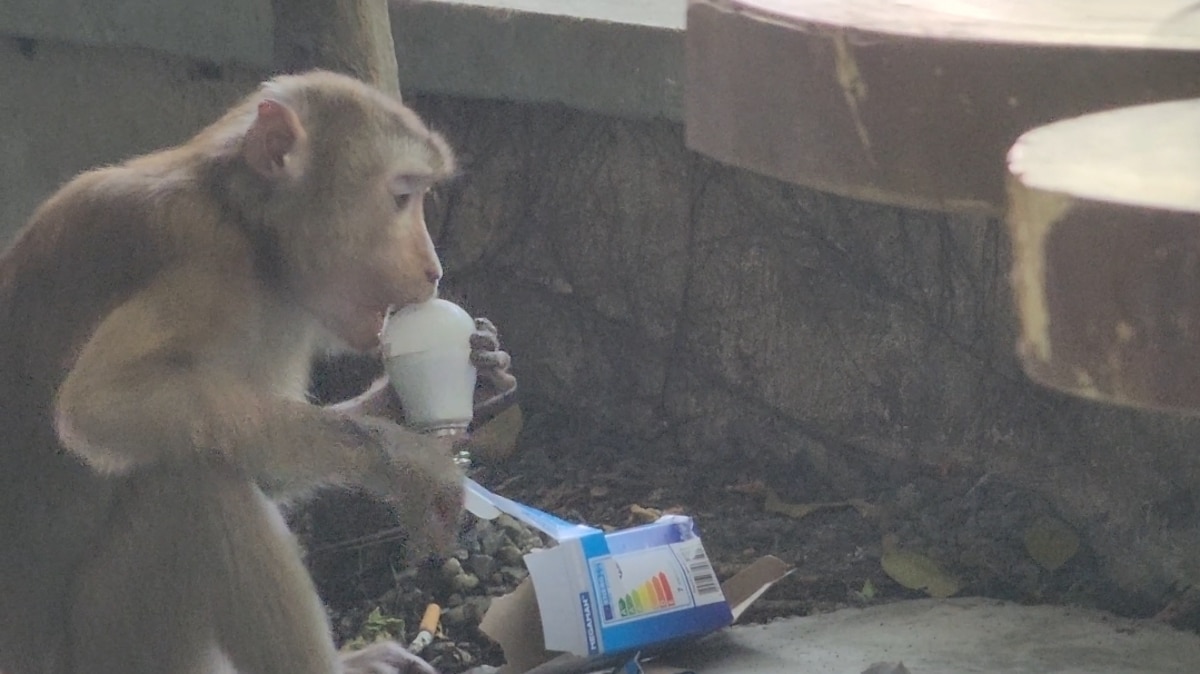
<box><xmin>686</xmin><ymin>0</ymin><xmax>1200</xmax><ymax>213</ymax></box>
<box><xmin>1008</xmin><ymin>98</ymin><xmax>1200</xmax><ymax>414</ymax></box>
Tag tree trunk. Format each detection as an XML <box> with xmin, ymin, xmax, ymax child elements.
<box><xmin>272</xmin><ymin>0</ymin><xmax>400</xmax><ymax>96</ymax></box>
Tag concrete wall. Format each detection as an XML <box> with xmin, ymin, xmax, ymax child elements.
<box><xmin>1</xmin><ymin>0</ymin><xmax>273</xmax><ymax>68</ymax></box>
<box><xmin>0</xmin><ymin>37</ymin><xmax>262</xmax><ymax>239</ymax></box>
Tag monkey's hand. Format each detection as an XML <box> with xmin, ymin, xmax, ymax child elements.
<box><xmin>359</xmin><ymin>418</ymin><xmax>465</xmax><ymax>558</ymax></box>
<box><xmin>340</xmin><ymin>641</ymin><xmax>439</xmax><ymax>674</ymax></box>
<box><xmin>469</xmin><ymin>317</ymin><xmax>517</xmax><ymax>427</ymax></box>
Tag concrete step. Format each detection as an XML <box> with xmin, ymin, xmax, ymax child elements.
<box><xmin>666</xmin><ymin>597</ymin><xmax>1200</xmax><ymax>674</ymax></box>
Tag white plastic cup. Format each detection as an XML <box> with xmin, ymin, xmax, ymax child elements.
<box><xmin>381</xmin><ymin>298</ymin><xmax>477</xmax><ymax>436</ymax></box>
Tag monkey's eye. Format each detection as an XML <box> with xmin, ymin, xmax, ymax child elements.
<box><xmin>390</xmin><ymin>174</ymin><xmax>426</xmax><ymax>211</ymax></box>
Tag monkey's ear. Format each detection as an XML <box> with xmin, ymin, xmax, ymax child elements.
<box><xmin>243</xmin><ymin>99</ymin><xmax>307</xmax><ymax>180</ymax></box>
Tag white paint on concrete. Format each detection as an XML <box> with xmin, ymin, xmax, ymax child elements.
<box><xmin>427</xmin><ymin>0</ymin><xmax>685</xmax><ymax>29</ymax></box>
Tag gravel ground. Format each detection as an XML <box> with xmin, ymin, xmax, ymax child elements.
<box><xmin>299</xmin><ymin>408</ymin><xmax>1192</xmax><ymax>673</ymax></box>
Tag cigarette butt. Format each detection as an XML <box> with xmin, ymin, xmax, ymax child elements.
<box><xmin>408</xmin><ymin>603</ymin><xmax>441</xmax><ymax>654</ymax></box>
<box><xmin>419</xmin><ymin>603</ymin><xmax>441</xmax><ymax>634</ymax></box>
<box><xmin>407</xmin><ymin>630</ymin><xmax>434</xmax><ymax>654</ymax></box>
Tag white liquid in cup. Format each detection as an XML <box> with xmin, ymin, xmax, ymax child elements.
<box><xmin>382</xmin><ymin>299</ymin><xmax>478</xmax><ymax>434</ymax></box>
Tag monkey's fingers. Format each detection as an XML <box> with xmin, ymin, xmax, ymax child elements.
<box><xmin>339</xmin><ymin>640</ymin><xmax>439</xmax><ymax>674</ymax></box>
<box><xmin>472</xmin><ymin>378</ymin><xmax>518</xmax><ymax>426</ymax></box>
<box><xmin>474</xmin><ymin>352</ymin><xmax>517</xmax><ymax>399</ymax></box>
<box><xmin>469</xmin><ymin>330</ymin><xmax>500</xmax><ymax>352</ymax></box>
<box><xmin>481</xmin><ymin>368</ymin><xmax>517</xmax><ymax>393</ymax></box>
<box><xmin>470</xmin><ymin>348</ymin><xmax>510</xmax><ymax>372</ymax></box>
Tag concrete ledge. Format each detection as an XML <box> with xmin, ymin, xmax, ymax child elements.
<box><xmin>0</xmin><ymin>0</ymin><xmax>273</xmax><ymax>68</ymax></box>
<box><xmin>0</xmin><ymin>37</ymin><xmax>261</xmax><ymax>240</ymax></box>
<box><xmin>390</xmin><ymin>0</ymin><xmax>685</xmax><ymax>120</ymax></box>
<box><xmin>672</xmin><ymin>598</ymin><xmax>1200</xmax><ymax>674</ymax></box>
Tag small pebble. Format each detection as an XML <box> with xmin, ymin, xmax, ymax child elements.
<box><xmin>441</xmin><ymin>557</ymin><xmax>463</xmax><ymax>579</ymax></box>
<box><xmin>451</xmin><ymin>572</ymin><xmax>481</xmax><ymax>593</ymax></box>
<box><xmin>469</xmin><ymin>554</ymin><xmax>497</xmax><ymax>579</ymax></box>
<box><xmin>464</xmin><ymin>595</ymin><xmax>492</xmax><ymax>621</ymax></box>
<box><xmin>495</xmin><ymin>514</ymin><xmax>525</xmax><ymax>535</ymax></box>
<box><xmin>495</xmin><ymin>544</ymin><xmax>524</xmax><ymax>565</ymax></box>
<box><xmin>500</xmin><ymin>566</ymin><xmax>528</xmax><ymax>583</ymax></box>
<box><xmin>441</xmin><ymin>606</ymin><xmax>467</xmax><ymax>626</ymax></box>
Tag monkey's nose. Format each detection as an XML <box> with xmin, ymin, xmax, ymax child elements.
<box><xmin>425</xmin><ymin>268</ymin><xmax>442</xmax><ymax>284</ymax></box>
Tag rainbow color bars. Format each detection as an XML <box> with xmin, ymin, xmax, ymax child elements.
<box><xmin>617</xmin><ymin>571</ymin><xmax>676</xmax><ymax>617</ymax></box>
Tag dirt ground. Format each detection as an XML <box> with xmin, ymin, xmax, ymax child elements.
<box><xmin>305</xmin><ymin>405</ymin><xmax>1194</xmax><ymax>673</ymax></box>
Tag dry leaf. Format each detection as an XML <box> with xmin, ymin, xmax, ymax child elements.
<box><xmin>726</xmin><ymin>480</ymin><xmax>767</xmax><ymax>495</ymax></box>
<box><xmin>860</xmin><ymin>578</ymin><xmax>877</xmax><ymax>600</ymax></box>
<box><xmin>880</xmin><ymin>537</ymin><xmax>960</xmax><ymax>598</ymax></box>
<box><xmin>1024</xmin><ymin>516</ymin><xmax>1079</xmax><ymax>571</ymax></box>
<box><xmin>629</xmin><ymin>504</ymin><xmax>662</xmax><ymax>523</ymax></box>
<box><xmin>848</xmin><ymin>498</ymin><xmax>881</xmax><ymax>520</ymax></box>
<box><xmin>469</xmin><ymin>404</ymin><xmax>523</xmax><ymax>461</ymax></box>
<box><xmin>765</xmin><ymin>488</ymin><xmax>875</xmax><ymax>521</ymax></box>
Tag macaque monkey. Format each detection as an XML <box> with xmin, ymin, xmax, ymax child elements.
<box><xmin>0</xmin><ymin>70</ymin><xmax>512</xmax><ymax>674</ymax></box>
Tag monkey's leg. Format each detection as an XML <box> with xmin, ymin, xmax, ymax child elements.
<box><xmin>69</xmin><ymin>467</ymin><xmax>340</xmax><ymax>674</ymax></box>
<box><xmin>213</xmin><ymin>475</ymin><xmax>348</xmax><ymax>674</ymax></box>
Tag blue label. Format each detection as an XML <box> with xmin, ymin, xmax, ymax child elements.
<box><xmin>598</xmin><ymin>601</ymin><xmax>733</xmax><ymax>653</ymax></box>
<box><xmin>593</xmin><ymin>560</ymin><xmax>614</xmax><ymax>620</ymax></box>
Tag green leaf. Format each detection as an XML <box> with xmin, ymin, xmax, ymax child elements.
<box><xmin>880</xmin><ymin>543</ymin><xmax>960</xmax><ymax>599</ymax></box>
<box><xmin>1024</xmin><ymin>516</ymin><xmax>1079</xmax><ymax>571</ymax></box>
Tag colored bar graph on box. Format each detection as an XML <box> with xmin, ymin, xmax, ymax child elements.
<box><xmin>618</xmin><ymin>572</ymin><xmax>677</xmax><ymax>617</ymax></box>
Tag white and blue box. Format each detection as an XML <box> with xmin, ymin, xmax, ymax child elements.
<box><xmin>465</xmin><ymin>478</ymin><xmax>736</xmax><ymax>660</ymax></box>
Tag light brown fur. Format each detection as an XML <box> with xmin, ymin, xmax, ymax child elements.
<box><xmin>0</xmin><ymin>71</ymin><xmax>463</xmax><ymax>674</ymax></box>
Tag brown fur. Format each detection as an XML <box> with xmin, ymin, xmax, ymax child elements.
<box><xmin>0</xmin><ymin>71</ymin><xmax>462</xmax><ymax>674</ymax></box>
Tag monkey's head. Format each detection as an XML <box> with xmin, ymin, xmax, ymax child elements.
<box><xmin>236</xmin><ymin>71</ymin><xmax>457</xmax><ymax>352</ymax></box>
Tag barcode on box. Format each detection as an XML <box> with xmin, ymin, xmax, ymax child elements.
<box><xmin>687</xmin><ymin>547</ymin><xmax>720</xmax><ymax>596</ymax></box>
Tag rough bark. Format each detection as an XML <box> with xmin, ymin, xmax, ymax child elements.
<box><xmin>272</xmin><ymin>0</ymin><xmax>400</xmax><ymax>95</ymax></box>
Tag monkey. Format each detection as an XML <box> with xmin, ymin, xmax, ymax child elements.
<box><xmin>0</xmin><ymin>70</ymin><xmax>514</xmax><ymax>674</ymax></box>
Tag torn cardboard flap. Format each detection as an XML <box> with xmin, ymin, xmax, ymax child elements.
<box><xmin>467</xmin><ymin>478</ymin><xmax>793</xmax><ymax>674</ymax></box>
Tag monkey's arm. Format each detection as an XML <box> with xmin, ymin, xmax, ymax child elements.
<box><xmin>326</xmin><ymin>375</ymin><xmax>403</xmax><ymax>419</ymax></box>
<box><xmin>54</xmin><ymin>266</ymin><xmax>454</xmax><ymax>500</ymax></box>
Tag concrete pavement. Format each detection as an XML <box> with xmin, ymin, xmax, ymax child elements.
<box><xmin>661</xmin><ymin>597</ymin><xmax>1200</xmax><ymax>673</ymax></box>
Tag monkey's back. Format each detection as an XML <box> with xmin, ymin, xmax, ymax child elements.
<box><xmin>0</xmin><ymin>157</ymin><xmax>243</xmax><ymax>673</ymax></box>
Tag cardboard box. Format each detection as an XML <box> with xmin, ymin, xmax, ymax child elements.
<box><xmin>464</xmin><ymin>478</ymin><xmax>792</xmax><ymax>674</ymax></box>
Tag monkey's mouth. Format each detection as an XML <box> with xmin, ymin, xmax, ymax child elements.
<box><xmin>308</xmin><ymin>294</ymin><xmax>392</xmax><ymax>353</ymax></box>
<box><xmin>369</xmin><ymin>308</ymin><xmax>388</xmax><ymax>337</ymax></box>
<box><xmin>355</xmin><ymin>304</ymin><xmax>388</xmax><ymax>345</ymax></box>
